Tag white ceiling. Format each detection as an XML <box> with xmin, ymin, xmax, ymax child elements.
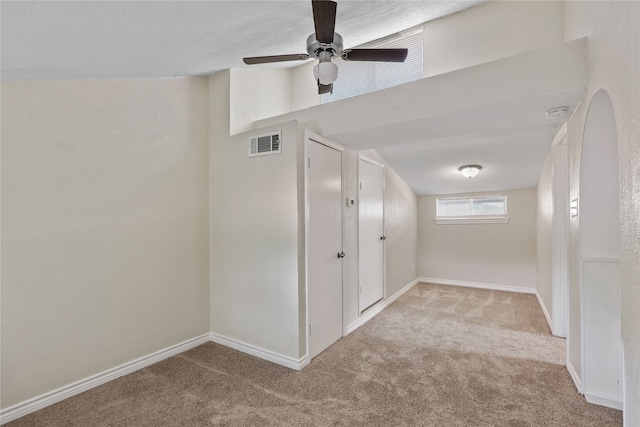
<box><xmin>329</xmin><ymin>89</ymin><xmax>584</xmax><ymax>195</ymax></box>
<box><xmin>376</xmin><ymin>125</ymin><xmax>558</xmax><ymax>196</ymax></box>
<box><xmin>0</xmin><ymin>0</ymin><xmax>482</xmax><ymax>81</ymax></box>
<box><xmin>2</xmin><ymin>0</ymin><xmax>579</xmax><ymax>197</ymax></box>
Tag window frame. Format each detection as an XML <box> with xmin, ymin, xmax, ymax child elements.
<box><xmin>434</xmin><ymin>195</ymin><xmax>510</xmax><ymax>224</ymax></box>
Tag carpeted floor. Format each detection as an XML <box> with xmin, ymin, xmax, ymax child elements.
<box><xmin>7</xmin><ymin>283</ymin><xmax>623</xmax><ymax>426</ymax></box>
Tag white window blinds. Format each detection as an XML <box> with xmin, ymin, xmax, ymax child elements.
<box><xmin>321</xmin><ymin>28</ymin><xmax>423</xmax><ymax>103</ymax></box>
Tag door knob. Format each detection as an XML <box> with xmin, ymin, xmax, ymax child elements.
<box><xmin>337</xmin><ymin>251</ymin><xmax>346</xmax><ymax>258</ymax></box>
<box><xmin>380</xmin><ymin>235</ymin><xmax>387</xmax><ymax>240</ymax></box>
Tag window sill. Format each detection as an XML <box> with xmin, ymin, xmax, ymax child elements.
<box><xmin>434</xmin><ymin>216</ymin><xmax>510</xmax><ymax>225</ymax></box>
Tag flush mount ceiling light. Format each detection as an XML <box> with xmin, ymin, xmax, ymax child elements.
<box><xmin>458</xmin><ymin>164</ymin><xmax>482</xmax><ymax>179</ymax></box>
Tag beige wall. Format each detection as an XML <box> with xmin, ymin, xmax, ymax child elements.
<box><xmin>536</xmin><ymin>150</ymin><xmax>554</xmax><ymax>321</ymax></box>
<box><xmin>564</xmin><ymin>1</ymin><xmax>640</xmax><ymax>422</ymax></box>
<box><xmin>418</xmin><ymin>189</ymin><xmax>537</xmax><ymax>291</ymax></box>
<box><xmin>209</xmin><ymin>72</ymin><xmax>304</xmax><ymax>360</ymax></box>
<box><xmin>290</xmin><ymin>61</ymin><xmax>321</xmax><ymax>112</ymax></box>
<box><xmin>229</xmin><ymin>65</ymin><xmax>319</xmax><ymax>134</ymax></box>
<box><xmin>423</xmin><ymin>0</ymin><xmax>564</xmax><ymax>77</ymax></box>
<box><xmin>1</xmin><ymin>77</ymin><xmax>211</xmax><ymax>408</ymax></box>
<box><xmin>210</xmin><ymin>69</ymin><xmax>419</xmax><ymax>351</ymax></box>
<box><xmin>229</xmin><ymin>68</ymin><xmax>292</xmax><ymax>135</ymax></box>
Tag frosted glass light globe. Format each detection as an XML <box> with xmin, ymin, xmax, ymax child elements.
<box><xmin>313</xmin><ymin>61</ymin><xmax>338</xmax><ymax>85</ymax></box>
<box><xmin>458</xmin><ymin>165</ymin><xmax>482</xmax><ymax>178</ymax></box>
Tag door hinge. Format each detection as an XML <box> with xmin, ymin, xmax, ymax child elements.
<box><xmin>359</xmin><ymin>182</ymin><xmax>362</xmax><ymax>190</ymax></box>
<box><xmin>359</xmin><ymin>286</ymin><xmax>362</xmax><ymax>294</ymax></box>
<box><xmin>309</xmin><ymin>324</ymin><xmax>312</xmax><ymax>335</ymax></box>
<box><xmin>308</xmin><ymin>158</ymin><xmax>311</xmax><ymax>168</ymax></box>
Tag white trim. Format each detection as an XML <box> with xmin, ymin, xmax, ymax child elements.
<box><xmin>434</xmin><ymin>216</ymin><xmax>509</xmax><ymax>225</ymax></box>
<box><xmin>551</xmin><ymin>142</ymin><xmax>569</xmax><ymax>338</ymax></box>
<box><xmin>303</xmin><ymin>131</ymin><xmax>311</xmax><ymax>365</ymax></box>
<box><xmin>584</xmin><ymin>394</ymin><xmax>623</xmax><ymax>410</ymax></box>
<box><xmin>346</xmin><ymin>278</ymin><xmax>419</xmax><ymax>335</ymax></box>
<box><xmin>0</xmin><ymin>334</ymin><xmax>210</xmax><ymax>425</ymax></box>
<box><xmin>552</xmin><ymin>122</ymin><xmax>568</xmax><ymax>146</ymax></box>
<box><xmin>419</xmin><ymin>277</ymin><xmax>535</xmax><ymax>294</ymax></box>
<box><xmin>567</xmin><ymin>360</ymin><xmax>583</xmax><ymax>394</ymax></box>
<box><xmin>581</xmin><ymin>257</ymin><xmax>620</xmax><ymax>263</ymax></box>
<box><xmin>535</xmin><ymin>291</ymin><xmax>554</xmax><ymax>334</ymax></box>
<box><xmin>358</xmin><ymin>154</ymin><xmax>385</xmax><ymax>168</ymax></box>
<box><xmin>305</xmin><ymin>130</ymin><xmax>345</xmax><ymax>152</ymax></box>
<box><xmin>209</xmin><ymin>332</ymin><xmax>309</xmax><ymax>371</ymax></box>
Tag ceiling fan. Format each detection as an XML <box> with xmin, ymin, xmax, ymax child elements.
<box><xmin>242</xmin><ymin>0</ymin><xmax>408</xmax><ymax>95</ymax></box>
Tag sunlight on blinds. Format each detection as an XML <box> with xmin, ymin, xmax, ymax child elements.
<box><xmin>321</xmin><ymin>29</ymin><xmax>423</xmax><ymax>103</ymax></box>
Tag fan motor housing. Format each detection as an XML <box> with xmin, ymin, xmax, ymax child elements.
<box><xmin>306</xmin><ymin>33</ymin><xmax>343</xmax><ymax>58</ymax></box>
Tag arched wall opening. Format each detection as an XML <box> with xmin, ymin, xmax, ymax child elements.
<box><xmin>580</xmin><ymin>90</ymin><xmax>621</xmax><ymax>260</ymax></box>
<box><xmin>579</xmin><ymin>89</ymin><xmax>622</xmax><ymax>409</ymax></box>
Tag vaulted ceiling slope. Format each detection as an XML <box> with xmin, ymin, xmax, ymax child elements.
<box><xmin>0</xmin><ymin>1</ymin><xmax>483</xmax><ymax>81</ymax></box>
<box><xmin>256</xmin><ymin>39</ymin><xmax>588</xmax><ymax>195</ymax></box>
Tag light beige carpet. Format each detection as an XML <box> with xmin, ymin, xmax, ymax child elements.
<box><xmin>7</xmin><ymin>283</ymin><xmax>622</xmax><ymax>426</ymax></box>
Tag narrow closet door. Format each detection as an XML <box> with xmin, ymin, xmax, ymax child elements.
<box><xmin>358</xmin><ymin>156</ymin><xmax>384</xmax><ymax>313</ymax></box>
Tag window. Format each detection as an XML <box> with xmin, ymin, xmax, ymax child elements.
<box><xmin>321</xmin><ymin>26</ymin><xmax>423</xmax><ymax>103</ymax></box>
<box><xmin>435</xmin><ymin>195</ymin><xmax>509</xmax><ymax>224</ymax></box>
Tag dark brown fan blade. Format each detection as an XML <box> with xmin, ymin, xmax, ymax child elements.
<box><xmin>341</xmin><ymin>48</ymin><xmax>408</xmax><ymax>62</ymax></box>
<box><xmin>312</xmin><ymin>0</ymin><xmax>337</xmax><ymax>44</ymax></box>
<box><xmin>243</xmin><ymin>54</ymin><xmax>310</xmax><ymax>65</ymax></box>
<box><xmin>318</xmin><ymin>83</ymin><xmax>333</xmax><ymax>94</ymax></box>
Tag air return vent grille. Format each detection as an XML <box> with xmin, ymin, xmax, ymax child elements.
<box><xmin>248</xmin><ymin>131</ymin><xmax>281</xmax><ymax>157</ymax></box>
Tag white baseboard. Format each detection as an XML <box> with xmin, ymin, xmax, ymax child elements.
<box><xmin>585</xmin><ymin>393</ymin><xmax>623</xmax><ymax>410</ymax></box>
<box><xmin>208</xmin><ymin>332</ymin><xmax>309</xmax><ymax>371</ymax></box>
<box><xmin>419</xmin><ymin>277</ymin><xmax>536</xmax><ymax>294</ymax></box>
<box><xmin>345</xmin><ymin>278</ymin><xmax>420</xmax><ymax>335</ymax></box>
<box><xmin>0</xmin><ymin>333</ymin><xmax>210</xmax><ymax>425</ymax></box>
<box><xmin>567</xmin><ymin>360</ymin><xmax>582</xmax><ymax>394</ymax></box>
<box><xmin>535</xmin><ymin>291</ymin><xmax>554</xmax><ymax>333</ymax></box>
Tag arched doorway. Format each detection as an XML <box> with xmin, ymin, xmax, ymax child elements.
<box><xmin>579</xmin><ymin>89</ymin><xmax>622</xmax><ymax>409</ymax></box>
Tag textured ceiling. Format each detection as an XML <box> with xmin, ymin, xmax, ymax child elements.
<box><xmin>2</xmin><ymin>0</ymin><xmax>571</xmax><ymax>197</ymax></box>
<box><xmin>1</xmin><ymin>0</ymin><xmax>482</xmax><ymax>80</ymax></box>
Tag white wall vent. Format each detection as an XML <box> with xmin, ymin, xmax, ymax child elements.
<box><xmin>248</xmin><ymin>131</ymin><xmax>281</xmax><ymax>157</ymax></box>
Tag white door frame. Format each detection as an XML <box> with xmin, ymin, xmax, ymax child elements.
<box><xmin>304</xmin><ymin>130</ymin><xmax>345</xmax><ymax>361</ymax></box>
<box><xmin>551</xmin><ymin>123</ymin><xmax>569</xmax><ymax>339</ymax></box>
<box><xmin>357</xmin><ymin>153</ymin><xmax>386</xmax><ymax>314</ymax></box>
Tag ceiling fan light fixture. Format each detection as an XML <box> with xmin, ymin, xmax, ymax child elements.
<box><xmin>313</xmin><ymin>60</ymin><xmax>338</xmax><ymax>85</ymax></box>
<box><xmin>458</xmin><ymin>164</ymin><xmax>482</xmax><ymax>179</ymax></box>
<box><xmin>242</xmin><ymin>1</ymin><xmax>410</xmax><ymax>86</ymax></box>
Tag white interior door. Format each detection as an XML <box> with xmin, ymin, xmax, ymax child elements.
<box><xmin>358</xmin><ymin>156</ymin><xmax>384</xmax><ymax>313</ymax></box>
<box><xmin>307</xmin><ymin>136</ymin><xmax>343</xmax><ymax>360</ymax></box>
